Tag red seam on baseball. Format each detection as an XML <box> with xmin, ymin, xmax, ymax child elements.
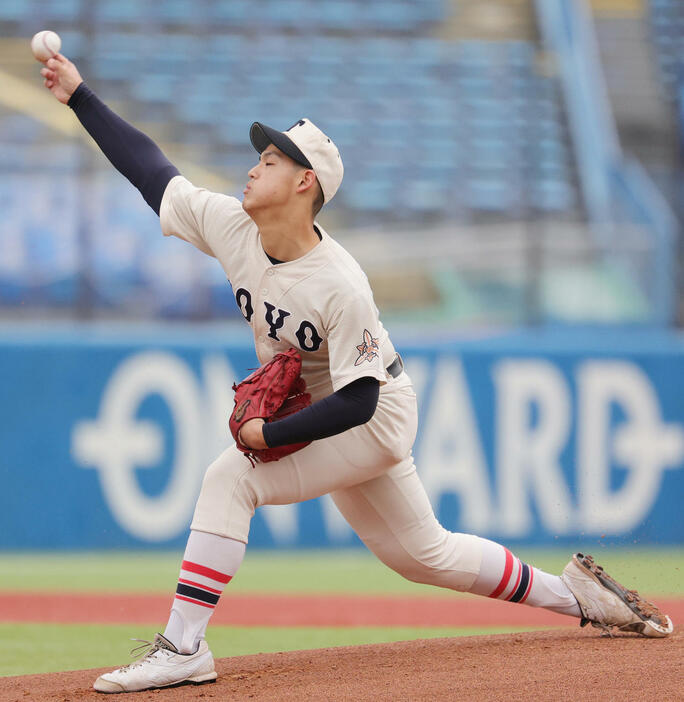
<box><xmin>42</xmin><ymin>32</ymin><xmax>57</xmax><ymax>58</ymax></box>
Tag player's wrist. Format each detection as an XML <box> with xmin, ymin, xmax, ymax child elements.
<box><xmin>66</xmin><ymin>80</ymin><xmax>89</xmax><ymax>109</ymax></box>
<box><xmin>238</xmin><ymin>418</ymin><xmax>267</xmax><ymax>450</ymax></box>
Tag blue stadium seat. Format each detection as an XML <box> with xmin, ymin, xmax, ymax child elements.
<box><xmin>315</xmin><ymin>1</ymin><xmax>359</xmax><ymax>31</ymax></box>
<box><xmin>362</xmin><ymin>2</ymin><xmax>420</xmax><ymax>33</ymax></box>
<box><xmin>211</xmin><ymin>0</ymin><xmax>252</xmax><ymax>25</ymax></box>
<box><xmin>38</xmin><ymin>0</ymin><xmax>83</xmax><ymax>22</ymax></box>
<box><xmin>131</xmin><ymin>74</ymin><xmax>176</xmax><ymax>104</ymax></box>
<box><xmin>0</xmin><ymin>0</ymin><xmax>30</xmax><ymax>21</ymax></box>
<box><xmin>94</xmin><ymin>0</ymin><xmax>149</xmax><ymax>24</ymax></box>
<box><xmin>151</xmin><ymin>0</ymin><xmax>208</xmax><ymax>26</ymax></box>
<box><xmin>465</xmin><ymin>176</ymin><xmax>520</xmax><ymax>212</ymax></box>
<box><xmin>91</xmin><ymin>33</ymin><xmax>143</xmax><ymax>81</ymax></box>
<box><xmin>263</xmin><ymin>0</ymin><xmax>313</xmax><ymax>31</ymax></box>
<box><xmin>529</xmin><ymin>179</ymin><xmax>575</xmax><ymax>212</ymax></box>
<box><xmin>342</xmin><ymin>180</ymin><xmax>396</xmax><ymax>212</ymax></box>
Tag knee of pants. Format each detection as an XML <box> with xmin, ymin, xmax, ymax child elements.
<box><xmin>191</xmin><ymin>448</ymin><xmax>258</xmax><ymax>541</ymax></box>
<box><xmin>368</xmin><ymin>529</ymin><xmax>481</xmax><ymax>593</ymax></box>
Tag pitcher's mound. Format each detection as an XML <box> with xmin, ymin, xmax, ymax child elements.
<box><xmin>2</xmin><ymin>628</ymin><xmax>681</xmax><ymax>702</ymax></box>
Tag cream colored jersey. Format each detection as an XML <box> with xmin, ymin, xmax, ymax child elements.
<box><xmin>160</xmin><ymin>176</ymin><xmax>396</xmax><ymax>400</ymax></box>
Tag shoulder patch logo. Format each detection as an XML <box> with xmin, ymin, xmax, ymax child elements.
<box><xmin>354</xmin><ymin>329</ymin><xmax>380</xmax><ymax>365</ymax></box>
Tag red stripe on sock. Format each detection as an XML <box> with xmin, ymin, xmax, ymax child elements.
<box><xmin>181</xmin><ymin>560</ymin><xmax>232</xmax><ymax>585</ymax></box>
<box><xmin>519</xmin><ymin>566</ymin><xmax>535</xmax><ymax>604</ymax></box>
<box><xmin>178</xmin><ymin>578</ymin><xmax>223</xmax><ymax>595</ymax></box>
<box><xmin>175</xmin><ymin>594</ymin><xmax>215</xmax><ymax>609</ymax></box>
<box><xmin>505</xmin><ymin>560</ymin><xmax>524</xmax><ymax>601</ymax></box>
<box><xmin>488</xmin><ymin>548</ymin><xmax>514</xmax><ymax>599</ymax></box>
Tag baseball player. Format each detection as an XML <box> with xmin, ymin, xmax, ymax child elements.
<box><xmin>40</xmin><ymin>54</ymin><xmax>673</xmax><ymax>694</ymax></box>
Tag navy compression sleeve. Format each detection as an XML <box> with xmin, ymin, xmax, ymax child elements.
<box><xmin>262</xmin><ymin>376</ymin><xmax>380</xmax><ymax>448</ymax></box>
<box><xmin>68</xmin><ymin>82</ymin><xmax>179</xmax><ymax>214</ymax></box>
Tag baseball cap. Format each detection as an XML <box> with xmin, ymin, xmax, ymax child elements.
<box><xmin>249</xmin><ymin>119</ymin><xmax>344</xmax><ymax>203</ymax></box>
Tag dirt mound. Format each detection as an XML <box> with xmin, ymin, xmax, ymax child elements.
<box><xmin>2</xmin><ymin>628</ymin><xmax>681</xmax><ymax>702</ymax></box>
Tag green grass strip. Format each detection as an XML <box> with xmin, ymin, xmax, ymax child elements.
<box><xmin>0</xmin><ymin>622</ymin><xmax>539</xmax><ymax>677</ymax></box>
<box><xmin>0</xmin><ymin>547</ymin><xmax>682</xmax><ymax>596</ymax></box>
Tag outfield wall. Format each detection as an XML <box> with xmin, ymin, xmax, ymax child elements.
<box><xmin>1</xmin><ymin>325</ymin><xmax>682</xmax><ymax>549</ymax></box>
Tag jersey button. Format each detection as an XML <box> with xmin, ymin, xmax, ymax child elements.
<box><xmin>261</xmin><ymin>288</ymin><xmax>268</xmax><ymax>295</ymax></box>
<box><xmin>266</xmin><ymin>269</ymin><xmax>275</xmax><ymax>277</ymax></box>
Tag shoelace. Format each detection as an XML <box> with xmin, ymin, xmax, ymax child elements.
<box><xmin>118</xmin><ymin>638</ymin><xmax>171</xmax><ymax>671</ymax></box>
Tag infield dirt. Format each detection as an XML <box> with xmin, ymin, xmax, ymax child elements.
<box><xmin>3</xmin><ymin>591</ymin><xmax>683</xmax><ymax>628</ymax></box>
<box><xmin>2</xmin><ymin>628</ymin><xmax>682</xmax><ymax>702</ymax></box>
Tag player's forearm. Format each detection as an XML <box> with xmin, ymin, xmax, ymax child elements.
<box><xmin>262</xmin><ymin>376</ymin><xmax>380</xmax><ymax>448</ymax></box>
<box><xmin>68</xmin><ymin>83</ymin><xmax>179</xmax><ymax>214</ymax></box>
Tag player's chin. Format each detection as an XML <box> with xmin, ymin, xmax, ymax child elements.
<box><xmin>242</xmin><ymin>194</ymin><xmax>263</xmax><ymax>217</ymax></box>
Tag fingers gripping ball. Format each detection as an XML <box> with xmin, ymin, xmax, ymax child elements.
<box><xmin>30</xmin><ymin>30</ymin><xmax>61</xmax><ymax>62</ymax></box>
<box><xmin>229</xmin><ymin>348</ymin><xmax>312</xmax><ymax>464</ymax></box>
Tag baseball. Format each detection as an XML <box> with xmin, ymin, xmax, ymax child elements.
<box><xmin>30</xmin><ymin>30</ymin><xmax>61</xmax><ymax>62</ymax></box>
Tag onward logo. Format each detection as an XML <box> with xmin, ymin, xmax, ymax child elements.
<box><xmin>70</xmin><ymin>350</ymin><xmax>684</xmax><ymax>545</ymax></box>
<box><xmin>71</xmin><ymin>351</ymin><xmax>238</xmax><ymax>542</ymax></box>
<box><xmin>414</xmin><ymin>357</ymin><xmax>684</xmax><ymax>536</ymax></box>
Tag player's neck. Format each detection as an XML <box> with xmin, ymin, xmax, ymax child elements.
<box><xmin>254</xmin><ymin>211</ymin><xmax>320</xmax><ymax>262</ymax></box>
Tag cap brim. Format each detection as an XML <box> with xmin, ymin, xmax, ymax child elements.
<box><xmin>250</xmin><ymin>122</ymin><xmax>313</xmax><ymax>169</ymax></box>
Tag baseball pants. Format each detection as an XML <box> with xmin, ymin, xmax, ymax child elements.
<box><xmin>191</xmin><ymin>372</ymin><xmax>482</xmax><ymax>592</ymax></box>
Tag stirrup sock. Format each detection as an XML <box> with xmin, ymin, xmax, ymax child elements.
<box><xmin>164</xmin><ymin>530</ymin><xmax>246</xmax><ymax>653</ymax></box>
<box><xmin>470</xmin><ymin>539</ymin><xmax>581</xmax><ymax>617</ymax></box>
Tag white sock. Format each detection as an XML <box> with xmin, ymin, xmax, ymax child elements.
<box><xmin>163</xmin><ymin>530</ymin><xmax>246</xmax><ymax>653</ymax></box>
<box><xmin>469</xmin><ymin>538</ymin><xmax>581</xmax><ymax>618</ymax></box>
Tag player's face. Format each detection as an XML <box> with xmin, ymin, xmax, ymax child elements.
<box><xmin>242</xmin><ymin>146</ymin><xmax>304</xmax><ymax>215</ymax></box>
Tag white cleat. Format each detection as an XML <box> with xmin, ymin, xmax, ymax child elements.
<box><xmin>561</xmin><ymin>553</ymin><xmax>673</xmax><ymax>638</ymax></box>
<box><xmin>93</xmin><ymin>633</ymin><xmax>217</xmax><ymax>693</ymax></box>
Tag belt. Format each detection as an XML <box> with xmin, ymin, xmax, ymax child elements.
<box><xmin>386</xmin><ymin>353</ymin><xmax>404</xmax><ymax>379</ymax></box>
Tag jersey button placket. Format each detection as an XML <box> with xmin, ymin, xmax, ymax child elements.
<box><xmin>255</xmin><ymin>268</ymin><xmax>276</xmax><ymax>351</ymax></box>
<box><xmin>262</xmin><ymin>267</ymin><xmax>275</xmax><ymax>296</ymax></box>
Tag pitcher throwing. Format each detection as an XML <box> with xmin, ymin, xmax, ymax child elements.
<box><xmin>38</xmin><ymin>53</ymin><xmax>673</xmax><ymax>694</ymax></box>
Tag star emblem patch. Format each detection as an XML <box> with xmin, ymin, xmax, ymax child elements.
<box><xmin>354</xmin><ymin>329</ymin><xmax>380</xmax><ymax>365</ymax></box>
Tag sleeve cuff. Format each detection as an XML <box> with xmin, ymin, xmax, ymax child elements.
<box><xmin>261</xmin><ymin>422</ymin><xmax>275</xmax><ymax>448</ymax></box>
<box><xmin>67</xmin><ymin>82</ymin><xmax>92</xmax><ymax>110</ymax></box>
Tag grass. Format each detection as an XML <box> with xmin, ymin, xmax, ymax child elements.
<box><xmin>0</xmin><ymin>547</ymin><xmax>682</xmax><ymax>596</ymax></box>
<box><xmin>0</xmin><ymin>622</ymin><xmax>540</xmax><ymax>677</ymax></box>
<box><xmin>0</xmin><ymin>547</ymin><xmax>681</xmax><ymax>677</ymax></box>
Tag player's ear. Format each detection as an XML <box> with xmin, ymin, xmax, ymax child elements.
<box><xmin>295</xmin><ymin>169</ymin><xmax>317</xmax><ymax>194</ymax></box>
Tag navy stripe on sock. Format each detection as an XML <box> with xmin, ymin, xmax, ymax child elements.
<box><xmin>509</xmin><ymin>563</ymin><xmax>531</xmax><ymax>603</ymax></box>
<box><xmin>175</xmin><ymin>583</ymin><xmax>220</xmax><ymax>606</ymax></box>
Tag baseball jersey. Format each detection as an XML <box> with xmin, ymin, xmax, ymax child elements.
<box><xmin>160</xmin><ymin>176</ymin><xmax>397</xmax><ymax>401</ymax></box>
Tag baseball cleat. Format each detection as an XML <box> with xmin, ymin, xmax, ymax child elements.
<box><xmin>561</xmin><ymin>553</ymin><xmax>673</xmax><ymax>638</ymax></box>
<box><xmin>93</xmin><ymin>633</ymin><xmax>217</xmax><ymax>693</ymax></box>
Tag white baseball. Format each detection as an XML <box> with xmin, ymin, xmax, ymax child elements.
<box><xmin>30</xmin><ymin>30</ymin><xmax>62</xmax><ymax>62</ymax></box>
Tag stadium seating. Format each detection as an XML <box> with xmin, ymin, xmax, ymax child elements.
<box><xmin>75</xmin><ymin>33</ymin><xmax>574</xmax><ymax>222</ymax></box>
<box><xmin>0</xmin><ymin>0</ymin><xmax>447</xmax><ymax>33</ymax></box>
<box><xmin>0</xmin><ymin>1</ymin><xmax>584</xmax><ymax>319</ymax></box>
<box><xmin>647</xmin><ymin>0</ymin><xmax>684</xmax><ymax>101</ymax></box>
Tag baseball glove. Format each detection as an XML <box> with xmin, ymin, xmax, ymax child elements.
<box><xmin>229</xmin><ymin>348</ymin><xmax>312</xmax><ymax>464</ymax></box>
